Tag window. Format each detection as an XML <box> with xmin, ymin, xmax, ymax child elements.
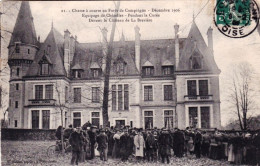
<box><xmin>14</xmin><ymin>120</ymin><xmax>18</xmax><ymax>127</ymax></box>
<box><xmin>187</xmin><ymin>80</ymin><xmax>197</xmax><ymax>96</ymax></box>
<box><xmin>118</xmin><ymin>85</ymin><xmax>123</xmax><ymax>110</ymax></box>
<box><xmin>45</xmin><ymin>85</ymin><xmax>53</xmax><ymax>99</ymax></box>
<box><xmin>91</xmin><ymin>112</ymin><xmax>100</xmax><ymax>128</ymax></box>
<box><xmin>189</xmin><ymin>107</ymin><xmax>198</xmax><ymax>128</ymax></box>
<box><xmin>114</xmin><ymin>61</ymin><xmax>126</xmax><ymax>75</ymax></box>
<box><xmin>15</xmin><ymin>44</ymin><xmax>20</xmax><ymax>53</ymax></box>
<box><xmin>162</xmin><ymin>66</ymin><xmax>174</xmax><ymax>75</ymax></box>
<box><xmin>201</xmin><ymin>107</ymin><xmax>210</xmax><ymax>128</ymax></box>
<box><xmin>73</xmin><ymin>70</ymin><xmax>81</xmax><ymax>78</ymax></box>
<box><xmin>124</xmin><ymin>84</ymin><xmax>129</xmax><ymax>110</ymax></box>
<box><xmin>16</xmin><ymin>68</ymin><xmax>20</xmax><ymax>76</ymax></box>
<box><xmin>144</xmin><ymin>111</ymin><xmax>153</xmax><ymax>129</ymax></box>
<box><xmin>92</xmin><ymin>69</ymin><xmax>100</xmax><ymax>78</ymax></box>
<box><xmin>164</xmin><ymin>85</ymin><xmax>173</xmax><ymax>100</ymax></box>
<box><xmin>15</xmin><ymin>101</ymin><xmax>18</xmax><ymax>108</ymax></box>
<box><xmin>73</xmin><ymin>112</ymin><xmax>81</xmax><ymax>127</ymax></box>
<box><xmin>142</xmin><ymin>67</ymin><xmax>154</xmax><ymax>76</ymax></box>
<box><xmin>35</xmin><ymin>85</ymin><xmax>43</xmax><ymax>99</ymax></box>
<box><xmin>65</xmin><ymin>86</ymin><xmax>69</xmax><ymax>103</ymax></box>
<box><xmin>42</xmin><ymin>110</ymin><xmax>50</xmax><ymax>129</ymax></box>
<box><xmin>73</xmin><ymin>88</ymin><xmax>81</xmax><ymax>103</ymax></box>
<box><xmin>92</xmin><ymin>87</ymin><xmax>100</xmax><ymax>103</ymax></box>
<box><xmin>199</xmin><ymin>80</ymin><xmax>208</xmax><ymax>96</ymax></box>
<box><xmin>144</xmin><ymin>85</ymin><xmax>153</xmax><ymax>101</ymax></box>
<box><xmin>40</xmin><ymin>64</ymin><xmax>49</xmax><ymax>75</ymax></box>
<box><xmin>190</xmin><ymin>55</ymin><xmax>202</xmax><ymax>69</ymax></box>
<box><xmin>164</xmin><ymin>110</ymin><xmax>174</xmax><ymax>128</ymax></box>
<box><xmin>32</xmin><ymin>110</ymin><xmax>39</xmax><ymax>129</ymax></box>
<box><xmin>16</xmin><ymin>83</ymin><xmax>19</xmax><ymax>90</ymax></box>
<box><xmin>28</xmin><ymin>49</ymin><xmax>30</xmax><ymax>54</ymax></box>
<box><xmin>65</xmin><ymin>112</ymin><xmax>67</xmax><ymax>128</ymax></box>
<box><xmin>112</xmin><ymin>85</ymin><xmax>117</xmax><ymax>110</ymax></box>
<box><xmin>112</xmin><ymin>84</ymin><xmax>129</xmax><ymax>111</ymax></box>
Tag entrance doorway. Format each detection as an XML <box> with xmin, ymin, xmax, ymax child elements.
<box><xmin>115</xmin><ymin>120</ymin><xmax>125</xmax><ymax>128</ymax></box>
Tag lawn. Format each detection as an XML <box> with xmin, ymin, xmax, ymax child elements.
<box><xmin>1</xmin><ymin>140</ymin><xmax>233</xmax><ymax>166</ymax></box>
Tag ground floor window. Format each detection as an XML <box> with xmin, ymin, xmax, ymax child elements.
<box><xmin>164</xmin><ymin>110</ymin><xmax>174</xmax><ymax>128</ymax></box>
<box><xmin>144</xmin><ymin>111</ymin><xmax>153</xmax><ymax>129</ymax></box>
<box><xmin>115</xmin><ymin>120</ymin><xmax>125</xmax><ymax>128</ymax></box>
<box><xmin>201</xmin><ymin>107</ymin><xmax>210</xmax><ymax>129</ymax></box>
<box><xmin>91</xmin><ymin>112</ymin><xmax>100</xmax><ymax>128</ymax></box>
<box><xmin>32</xmin><ymin>110</ymin><xmax>39</xmax><ymax>129</ymax></box>
<box><xmin>188</xmin><ymin>106</ymin><xmax>211</xmax><ymax>128</ymax></box>
<box><xmin>73</xmin><ymin>112</ymin><xmax>81</xmax><ymax>127</ymax></box>
<box><xmin>42</xmin><ymin>110</ymin><xmax>50</xmax><ymax>129</ymax></box>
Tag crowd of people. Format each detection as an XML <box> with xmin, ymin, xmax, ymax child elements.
<box><xmin>55</xmin><ymin>124</ymin><xmax>260</xmax><ymax>166</ymax></box>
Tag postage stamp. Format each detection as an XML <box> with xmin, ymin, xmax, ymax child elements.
<box><xmin>214</xmin><ymin>0</ymin><xmax>259</xmax><ymax>38</ymax></box>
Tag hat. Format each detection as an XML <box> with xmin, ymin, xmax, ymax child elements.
<box><xmin>91</xmin><ymin>125</ymin><xmax>97</xmax><ymax>129</ymax></box>
<box><xmin>162</xmin><ymin>128</ymin><xmax>167</xmax><ymax>131</ymax></box>
<box><xmin>100</xmin><ymin>128</ymin><xmax>105</xmax><ymax>132</ymax></box>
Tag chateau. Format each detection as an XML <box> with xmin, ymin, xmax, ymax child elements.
<box><xmin>7</xmin><ymin>2</ymin><xmax>221</xmax><ymax>129</ymax></box>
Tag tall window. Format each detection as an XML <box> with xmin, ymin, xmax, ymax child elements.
<box><xmin>73</xmin><ymin>112</ymin><xmax>81</xmax><ymax>127</ymax></box>
<box><xmin>14</xmin><ymin>120</ymin><xmax>18</xmax><ymax>127</ymax></box>
<box><xmin>73</xmin><ymin>88</ymin><xmax>81</xmax><ymax>103</ymax></box>
<box><xmin>124</xmin><ymin>84</ymin><xmax>129</xmax><ymax>110</ymax></box>
<box><xmin>144</xmin><ymin>85</ymin><xmax>153</xmax><ymax>101</ymax></box>
<box><xmin>164</xmin><ymin>85</ymin><xmax>173</xmax><ymax>100</ymax></box>
<box><xmin>142</xmin><ymin>67</ymin><xmax>154</xmax><ymax>76</ymax></box>
<box><xmin>15</xmin><ymin>101</ymin><xmax>18</xmax><ymax>108</ymax></box>
<box><xmin>118</xmin><ymin>85</ymin><xmax>123</xmax><ymax>110</ymax></box>
<box><xmin>42</xmin><ymin>110</ymin><xmax>50</xmax><ymax>129</ymax></box>
<box><xmin>112</xmin><ymin>85</ymin><xmax>117</xmax><ymax>110</ymax></box>
<box><xmin>144</xmin><ymin>111</ymin><xmax>153</xmax><ymax>129</ymax></box>
<box><xmin>190</xmin><ymin>53</ymin><xmax>202</xmax><ymax>69</ymax></box>
<box><xmin>199</xmin><ymin>80</ymin><xmax>208</xmax><ymax>96</ymax></box>
<box><xmin>189</xmin><ymin>107</ymin><xmax>198</xmax><ymax>128</ymax></box>
<box><xmin>187</xmin><ymin>80</ymin><xmax>197</xmax><ymax>96</ymax></box>
<box><xmin>111</xmin><ymin>84</ymin><xmax>129</xmax><ymax>111</ymax></box>
<box><xmin>114</xmin><ymin>61</ymin><xmax>126</xmax><ymax>75</ymax></box>
<box><xmin>91</xmin><ymin>112</ymin><xmax>100</xmax><ymax>128</ymax></box>
<box><xmin>65</xmin><ymin>86</ymin><xmax>69</xmax><ymax>103</ymax></box>
<box><xmin>16</xmin><ymin>83</ymin><xmax>19</xmax><ymax>90</ymax></box>
<box><xmin>164</xmin><ymin>110</ymin><xmax>174</xmax><ymax>128</ymax></box>
<box><xmin>92</xmin><ymin>87</ymin><xmax>100</xmax><ymax>103</ymax></box>
<box><xmin>15</xmin><ymin>44</ymin><xmax>20</xmax><ymax>53</ymax></box>
<box><xmin>16</xmin><ymin>68</ymin><xmax>20</xmax><ymax>76</ymax></box>
<box><xmin>35</xmin><ymin>85</ymin><xmax>43</xmax><ymax>99</ymax></box>
<box><xmin>162</xmin><ymin>66</ymin><xmax>174</xmax><ymax>75</ymax></box>
<box><xmin>92</xmin><ymin>69</ymin><xmax>100</xmax><ymax>78</ymax></box>
<box><xmin>28</xmin><ymin>49</ymin><xmax>30</xmax><ymax>54</ymax></box>
<box><xmin>45</xmin><ymin>85</ymin><xmax>53</xmax><ymax>99</ymax></box>
<box><xmin>201</xmin><ymin>107</ymin><xmax>210</xmax><ymax>128</ymax></box>
<box><xmin>40</xmin><ymin>63</ymin><xmax>49</xmax><ymax>75</ymax></box>
<box><xmin>32</xmin><ymin>110</ymin><xmax>39</xmax><ymax>129</ymax></box>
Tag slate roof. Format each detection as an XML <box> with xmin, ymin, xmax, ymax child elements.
<box><xmin>178</xmin><ymin>21</ymin><xmax>220</xmax><ymax>73</ymax></box>
<box><xmin>26</xmin><ymin>27</ymin><xmax>66</xmax><ymax>76</ymax></box>
<box><xmin>9</xmin><ymin>2</ymin><xmax>38</xmax><ymax>47</ymax></box>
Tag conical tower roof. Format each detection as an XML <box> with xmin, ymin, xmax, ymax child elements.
<box><xmin>9</xmin><ymin>2</ymin><xmax>37</xmax><ymax>47</ymax></box>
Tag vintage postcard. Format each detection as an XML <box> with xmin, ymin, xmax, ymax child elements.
<box><xmin>1</xmin><ymin>0</ymin><xmax>260</xmax><ymax>165</ymax></box>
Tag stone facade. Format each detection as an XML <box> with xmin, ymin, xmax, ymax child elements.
<box><xmin>7</xmin><ymin>2</ymin><xmax>221</xmax><ymax>130</ymax></box>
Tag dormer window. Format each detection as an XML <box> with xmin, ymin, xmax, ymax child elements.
<box><xmin>142</xmin><ymin>66</ymin><xmax>154</xmax><ymax>76</ymax></box>
<box><xmin>92</xmin><ymin>69</ymin><xmax>101</xmax><ymax>78</ymax></box>
<box><xmin>190</xmin><ymin>55</ymin><xmax>202</xmax><ymax>70</ymax></box>
<box><xmin>162</xmin><ymin>66</ymin><xmax>174</xmax><ymax>75</ymax></box>
<box><xmin>72</xmin><ymin>70</ymin><xmax>82</xmax><ymax>78</ymax></box>
<box><xmin>113</xmin><ymin>58</ymin><xmax>127</xmax><ymax>75</ymax></box>
<box><xmin>40</xmin><ymin>63</ymin><xmax>49</xmax><ymax>75</ymax></box>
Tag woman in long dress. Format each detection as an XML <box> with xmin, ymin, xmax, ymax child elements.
<box><xmin>134</xmin><ymin>130</ymin><xmax>145</xmax><ymax>161</ymax></box>
<box><xmin>112</xmin><ymin>130</ymin><xmax>121</xmax><ymax>158</ymax></box>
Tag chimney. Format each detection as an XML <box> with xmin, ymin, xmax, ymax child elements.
<box><xmin>174</xmin><ymin>23</ymin><xmax>180</xmax><ymax>69</ymax></box>
<box><xmin>135</xmin><ymin>25</ymin><xmax>141</xmax><ymax>72</ymax></box>
<box><xmin>64</xmin><ymin>29</ymin><xmax>70</xmax><ymax>76</ymax></box>
<box><xmin>207</xmin><ymin>26</ymin><xmax>213</xmax><ymax>55</ymax></box>
<box><xmin>101</xmin><ymin>27</ymin><xmax>108</xmax><ymax>72</ymax></box>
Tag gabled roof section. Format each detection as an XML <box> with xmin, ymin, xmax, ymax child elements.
<box><xmin>9</xmin><ymin>2</ymin><xmax>38</xmax><ymax>47</ymax></box>
<box><xmin>142</xmin><ymin>60</ymin><xmax>153</xmax><ymax>67</ymax></box>
<box><xmin>162</xmin><ymin>59</ymin><xmax>174</xmax><ymax>66</ymax></box>
<box><xmin>177</xmin><ymin>21</ymin><xmax>220</xmax><ymax>73</ymax></box>
<box><xmin>26</xmin><ymin>27</ymin><xmax>66</xmax><ymax>76</ymax></box>
<box><xmin>71</xmin><ymin>63</ymin><xmax>83</xmax><ymax>70</ymax></box>
<box><xmin>39</xmin><ymin>54</ymin><xmax>52</xmax><ymax>64</ymax></box>
<box><xmin>90</xmin><ymin>62</ymin><xmax>100</xmax><ymax>69</ymax></box>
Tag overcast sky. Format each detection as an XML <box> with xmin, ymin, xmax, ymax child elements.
<box><xmin>1</xmin><ymin>0</ymin><xmax>260</xmax><ymax>126</ymax></box>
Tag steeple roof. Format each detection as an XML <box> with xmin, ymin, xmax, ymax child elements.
<box><xmin>25</xmin><ymin>26</ymin><xmax>66</xmax><ymax>76</ymax></box>
<box><xmin>9</xmin><ymin>2</ymin><xmax>38</xmax><ymax>47</ymax></box>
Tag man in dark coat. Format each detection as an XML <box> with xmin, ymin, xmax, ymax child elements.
<box><xmin>194</xmin><ymin>129</ymin><xmax>202</xmax><ymax>158</ymax></box>
<box><xmin>87</xmin><ymin>125</ymin><xmax>97</xmax><ymax>159</ymax></box>
<box><xmin>96</xmin><ymin>128</ymin><xmax>109</xmax><ymax>161</ymax></box>
<box><xmin>145</xmin><ymin>129</ymin><xmax>156</xmax><ymax>162</ymax></box>
<box><xmin>120</xmin><ymin>129</ymin><xmax>134</xmax><ymax>162</ymax></box>
<box><xmin>158</xmin><ymin>128</ymin><xmax>173</xmax><ymax>164</ymax></box>
<box><xmin>69</xmin><ymin>127</ymin><xmax>84</xmax><ymax>165</ymax></box>
<box><xmin>174</xmin><ymin>128</ymin><xmax>185</xmax><ymax>158</ymax></box>
<box><xmin>64</xmin><ymin>124</ymin><xmax>74</xmax><ymax>140</ymax></box>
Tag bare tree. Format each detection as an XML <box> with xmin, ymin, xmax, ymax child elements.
<box><xmin>227</xmin><ymin>62</ymin><xmax>257</xmax><ymax>130</ymax></box>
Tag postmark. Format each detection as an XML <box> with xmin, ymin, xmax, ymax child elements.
<box><xmin>214</xmin><ymin>0</ymin><xmax>259</xmax><ymax>38</ymax></box>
